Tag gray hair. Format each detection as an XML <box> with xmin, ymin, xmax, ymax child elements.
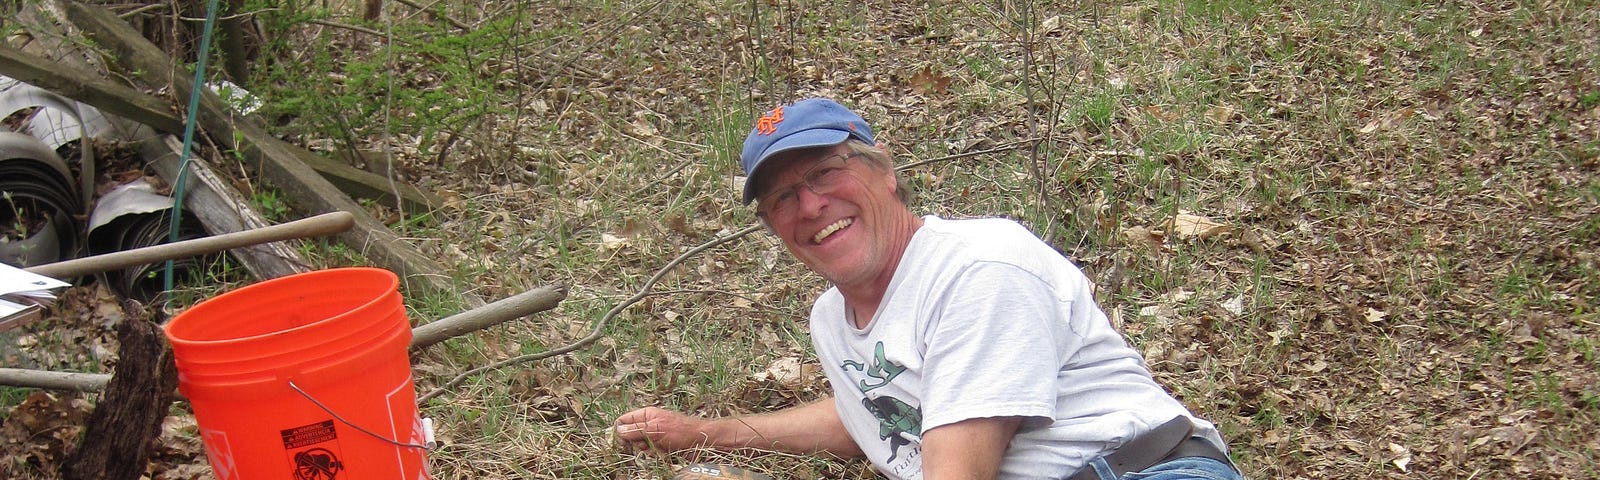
<box><xmin>843</xmin><ymin>140</ymin><xmax>912</xmax><ymax>205</ymax></box>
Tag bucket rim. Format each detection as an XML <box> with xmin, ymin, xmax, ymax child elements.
<box><xmin>165</xmin><ymin>267</ymin><xmax>400</xmax><ymax>346</ymax></box>
<box><xmin>173</xmin><ymin>316</ymin><xmax>412</xmax><ymax>395</ymax></box>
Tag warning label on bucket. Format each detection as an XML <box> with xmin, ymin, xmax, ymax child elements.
<box><xmin>282</xmin><ymin>420</ymin><xmax>339</xmax><ymax>449</ymax></box>
<box><xmin>282</xmin><ymin>420</ymin><xmax>346</xmax><ymax>480</ymax></box>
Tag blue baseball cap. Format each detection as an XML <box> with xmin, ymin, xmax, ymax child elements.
<box><xmin>739</xmin><ymin>98</ymin><xmax>875</xmax><ymax>204</ymax></box>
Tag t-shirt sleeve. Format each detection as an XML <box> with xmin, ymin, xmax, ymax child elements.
<box><xmin>917</xmin><ymin>261</ymin><xmax>1068</xmax><ymax>432</ymax></box>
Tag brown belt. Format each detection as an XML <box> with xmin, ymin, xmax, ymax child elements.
<box><xmin>1065</xmin><ymin>417</ymin><xmax>1234</xmax><ymax>480</ymax></box>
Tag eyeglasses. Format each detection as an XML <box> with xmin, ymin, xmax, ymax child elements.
<box><xmin>756</xmin><ymin>152</ymin><xmax>866</xmax><ymax>218</ymax></box>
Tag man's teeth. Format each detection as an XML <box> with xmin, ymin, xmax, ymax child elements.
<box><xmin>813</xmin><ymin>218</ymin><xmax>853</xmax><ymax>244</ymax></box>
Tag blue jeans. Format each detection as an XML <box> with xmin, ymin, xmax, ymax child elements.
<box><xmin>1084</xmin><ymin>456</ymin><xmax>1242</xmax><ymax>480</ymax></box>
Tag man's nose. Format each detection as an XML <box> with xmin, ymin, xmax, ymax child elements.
<box><xmin>794</xmin><ymin>184</ymin><xmax>829</xmax><ymax>217</ymax></box>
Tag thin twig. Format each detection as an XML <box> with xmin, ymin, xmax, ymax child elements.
<box><xmin>392</xmin><ymin>0</ymin><xmax>472</xmax><ymax>30</ymax></box>
<box><xmin>418</xmin><ymin>223</ymin><xmax>765</xmax><ymax>404</ymax></box>
<box><xmin>116</xmin><ymin>3</ymin><xmax>166</xmax><ymax>18</ymax></box>
<box><xmin>383</xmin><ymin>0</ymin><xmax>402</xmax><ymax>219</ymax></box>
<box><xmin>644</xmin><ymin>289</ymin><xmax>798</xmax><ymax>318</ymax></box>
<box><xmin>396</xmin><ymin>0</ymin><xmax>447</xmax><ymax>24</ymax></box>
<box><xmin>627</xmin><ymin>157</ymin><xmax>696</xmax><ymax>198</ymax></box>
<box><xmin>310</xmin><ymin>19</ymin><xmax>386</xmax><ymax>38</ymax></box>
<box><xmin>534</xmin><ymin>1</ymin><xmax>665</xmax><ymax>87</ymax></box>
<box><xmin>895</xmin><ymin>140</ymin><xmax>1036</xmax><ymax>172</ymax></box>
<box><xmin>609</xmin><ymin>122</ymin><xmax>701</xmax><ymax>198</ymax></box>
<box><xmin>175</xmin><ymin>8</ymin><xmax>282</xmax><ymax>22</ymax></box>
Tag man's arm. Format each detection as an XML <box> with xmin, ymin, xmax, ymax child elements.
<box><xmin>919</xmin><ymin>416</ymin><xmax>1022</xmax><ymax>480</ymax></box>
<box><xmin>614</xmin><ymin>396</ymin><xmax>863</xmax><ymax>458</ymax></box>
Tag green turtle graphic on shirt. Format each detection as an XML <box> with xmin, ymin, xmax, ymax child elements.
<box><xmin>843</xmin><ymin>341</ymin><xmax>922</xmax><ymax>462</ymax></box>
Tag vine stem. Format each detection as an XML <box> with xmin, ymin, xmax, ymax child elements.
<box><xmin>418</xmin><ymin>224</ymin><xmax>764</xmax><ymax>404</ymax></box>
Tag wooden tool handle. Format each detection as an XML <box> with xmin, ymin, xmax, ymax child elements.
<box><xmin>25</xmin><ymin>211</ymin><xmax>356</xmax><ymax>279</ymax></box>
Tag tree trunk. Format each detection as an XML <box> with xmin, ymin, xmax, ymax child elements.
<box><xmin>61</xmin><ymin>302</ymin><xmax>179</xmax><ymax>480</ymax></box>
<box><xmin>219</xmin><ymin>0</ymin><xmax>255</xmax><ymax>83</ymax></box>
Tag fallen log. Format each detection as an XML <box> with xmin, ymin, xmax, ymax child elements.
<box><xmin>61</xmin><ymin>1</ymin><xmax>471</xmax><ymax>303</ymax></box>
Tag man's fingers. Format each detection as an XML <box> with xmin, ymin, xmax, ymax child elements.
<box><xmin>615</xmin><ymin>423</ymin><xmax>644</xmax><ymax>438</ymax></box>
<box><xmin>611</xmin><ymin>423</ymin><xmax>654</xmax><ymax>453</ymax></box>
<box><xmin>615</xmin><ymin>406</ymin><xmax>665</xmax><ymax>426</ymax></box>
<box><xmin>614</xmin><ymin>428</ymin><xmax>656</xmax><ymax>453</ymax></box>
<box><xmin>614</xmin><ymin>410</ymin><xmax>644</xmax><ymax>425</ymax></box>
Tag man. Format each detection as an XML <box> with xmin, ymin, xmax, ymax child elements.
<box><xmin>614</xmin><ymin>98</ymin><xmax>1241</xmax><ymax>480</ymax></box>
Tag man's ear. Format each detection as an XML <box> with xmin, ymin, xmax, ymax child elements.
<box><xmin>758</xmin><ymin>215</ymin><xmax>776</xmax><ymax>235</ymax></box>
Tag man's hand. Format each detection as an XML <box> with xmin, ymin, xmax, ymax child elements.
<box><xmin>613</xmin><ymin>406</ymin><xmax>713</xmax><ymax>452</ymax></box>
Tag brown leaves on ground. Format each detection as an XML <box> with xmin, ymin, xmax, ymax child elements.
<box><xmin>907</xmin><ymin>66</ymin><xmax>953</xmax><ymax>96</ymax></box>
<box><xmin>0</xmin><ymin>392</ymin><xmax>91</xmax><ymax>477</ymax></box>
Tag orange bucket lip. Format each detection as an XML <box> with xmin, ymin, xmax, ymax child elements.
<box><xmin>166</xmin><ymin>267</ymin><xmax>400</xmax><ymax>345</ymax></box>
<box><xmin>163</xmin><ymin>267</ymin><xmax>412</xmax><ymax>388</ymax></box>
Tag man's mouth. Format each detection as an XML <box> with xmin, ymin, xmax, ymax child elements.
<box><xmin>812</xmin><ymin>217</ymin><xmax>854</xmax><ymax>244</ymax></box>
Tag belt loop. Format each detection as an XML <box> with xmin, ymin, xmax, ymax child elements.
<box><xmin>1090</xmin><ymin>457</ymin><xmax>1119</xmax><ymax>480</ymax></box>
<box><xmin>1067</xmin><ymin>456</ymin><xmax>1119</xmax><ymax>480</ymax></box>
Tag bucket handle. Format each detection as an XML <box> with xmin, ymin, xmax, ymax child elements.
<box><xmin>286</xmin><ymin>380</ymin><xmax>436</xmax><ymax>451</ymax></box>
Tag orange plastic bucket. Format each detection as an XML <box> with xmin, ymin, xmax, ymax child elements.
<box><xmin>165</xmin><ymin>267</ymin><xmax>430</xmax><ymax>480</ymax></box>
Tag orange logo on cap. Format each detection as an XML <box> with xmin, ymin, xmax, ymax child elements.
<box><xmin>755</xmin><ymin>106</ymin><xmax>784</xmax><ymax>135</ymax></box>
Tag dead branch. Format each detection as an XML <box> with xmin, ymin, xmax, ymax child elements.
<box><xmin>310</xmin><ymin>18</ymin><xmax>385</xmax><ymax>37</ymax></box>
<box><xmin>114</xmin><ymin>3</ymin><xmax>165</xmax><ymax>18</ymax></box>
<box><xmin>0</xmin><ymin>368</ymin><xmax>110</xmax><ymax>391</ymax></box>
<box><xmin>895</xmin><ymin>140</ymin><xmax>1035</xmax><ymax>172</ymax></box>
<box><xmin>391</xmin><ymin>0</ymin><xmax>472</xmax><ymax>30</ymax></box>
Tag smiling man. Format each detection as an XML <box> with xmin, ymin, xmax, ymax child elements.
<box><xmin>613</xmin><ymin>98</ymin><xmax>1242</xmax><ymax>480</ymax></box>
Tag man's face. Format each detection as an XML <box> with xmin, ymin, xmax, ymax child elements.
<box><xmin>754</xmin><ymin>143</ymin><xmax>909</xmax><ymax>290</ymax></box>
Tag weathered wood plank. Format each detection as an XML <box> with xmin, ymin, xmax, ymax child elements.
<box><xmin>141</xmin><ymin>135</ymin><xmax>313</xmax><ymax>280</ymax></box>
<box><xmin>1</xmin><ymin>38</ymin><xmax>439</xmax><ymax>212</ymax></box>
<box><xmin>0</xmin><ymin>44</ymin><xmax>183</xmax><ymax>134</ymax></box>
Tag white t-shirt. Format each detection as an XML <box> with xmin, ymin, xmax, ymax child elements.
<box><xmin>810</xmin><ymin>216</ymin><xmax>1225</xmax><ymax>480</ymax></box>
